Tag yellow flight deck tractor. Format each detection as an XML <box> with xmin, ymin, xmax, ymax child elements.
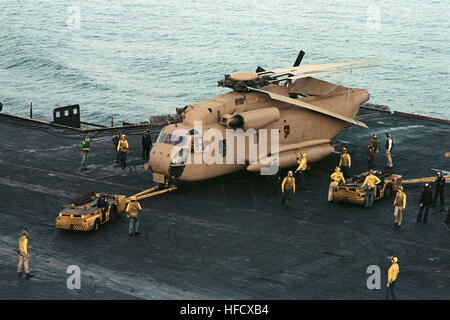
<box><xmin>56</xmin><ymin>185</ymin><xmax>177</xmax><ymax>231</ymax></box>
<box><xmin>56</xmin><ymin>192</ymin><xmax>127</xmax><ymax>231</ymax></box>
<box><xmin>333</xmin><ymin>171</ymin><xmax>402</xmax><ymax>205</ymax></box>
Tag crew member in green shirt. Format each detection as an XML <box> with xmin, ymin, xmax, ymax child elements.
<box><xmin>80</xmin><ymin>136</ymin><xmax>90</xmax><ymax>171</ymax></box>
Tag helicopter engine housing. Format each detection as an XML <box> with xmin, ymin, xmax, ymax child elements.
<box><xmin>225</xmin><ymin>107</ymin><xmax>280</xmax><ymax>130</ymax></box>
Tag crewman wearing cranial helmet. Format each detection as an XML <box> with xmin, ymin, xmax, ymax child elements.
<box><xmin>328</xmin><ymin>166</ymin><xmax>345</xmax><ymax>202</ymax></box>
<box><xmin>393</xmin><ymin>186</ymin><xmax>406</xmax><ymax>230</ymax></box>
<box><xmin>339</xmin><ymin>147</ymin><xmax>351</xmax><ymax>179</ymax></box>
<box><xmin>126</xmin><ymin>196</ymin><xmax>142</xmax><ymax>236</ymax></box>
<box><xmin>386</xmin><ymin>256</ymin><xmax>399</xmax><ymax>300</ymax></box>
<box><xmin>17</xmin><ymin>228</ymin><xmax>33</xmax><ymax>278</ymax></box>
<box><xmin>416</xmin><ymin>183</ymin><xmax>433</xmax><ymax>223</ymax></box>
<box><xmin>117</xmin><ymin>134</ymin><xmax>129</xmax><ymax>169</ymax></box>
<box><xmin>281</xmin><ymin>171</ymin><xmax>295</xmax><ymax>210</ymax></box>
<box><xmin>294</xmin><ymin>152</ymin><xmax>307</xmax><ymax>190</ymax></box>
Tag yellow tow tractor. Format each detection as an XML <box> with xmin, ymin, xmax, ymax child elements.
<box><xmin>402</xmin><ymin>175</ymin><xmax>450</xmax><ymax>185</ymax></box>
<box><xmin>56</xmin><ymin>184</ymin><xmax>177</xmax><ymax>231</ymax></box>
<box><xmin>333</xmin><ymin>171</ymin><xmax>402</xmax><ymax>205</ymax></box>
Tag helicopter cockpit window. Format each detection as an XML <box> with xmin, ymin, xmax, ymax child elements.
<box><xmin>156</xmin><ymin>131</ymin><xmax>188</xmax><ymax>146</ymax></box>
<box><xmin>161</xmin><ymin>134</ymin><xmax>185</xmax><ymax>145</ymax></box>
<box><xmin>172</xmin><ymin>135</ymin><xmax>186</xmax><ymax>146</ymax></box>
<box><xmin>156</xmin><ymin>132</ymin><xmax>167</xmax><ymax>143</ymax></box>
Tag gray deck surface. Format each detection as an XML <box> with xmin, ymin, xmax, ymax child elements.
<box><xmin>0</xmin><ymin>107</ymin><xmax>448</xmax><ymax>300</ymax></box>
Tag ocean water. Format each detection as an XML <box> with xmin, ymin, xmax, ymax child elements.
<box><xmin>0</xmin><ymin>0</ymin><xmax>448</xmax><ymax>125</ymax></box>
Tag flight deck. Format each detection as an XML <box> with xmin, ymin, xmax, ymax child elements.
<box><xmin>0</xmin><ymin>106</ymin><xmax>448</xmax><ymax>299</ymax></box>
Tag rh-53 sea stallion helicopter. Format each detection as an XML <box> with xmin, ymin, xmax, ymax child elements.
<box><xmin>145</xmin><ymin>51</ymin><xmax>378</xmax><ymax>184</ymax></box>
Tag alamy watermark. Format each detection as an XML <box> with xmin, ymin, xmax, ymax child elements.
<box><xmin>66</xmin><ymin>265</ymin><xmax>81</xmax><ymax>289</ymax></box>
<box><xmin>366</xmin><ymin>265</ymin><xmax>381</xmax><ymax>289</ymax></box>
<box><xmin>366</xmin><ymin>3</ymin><xmax>381</xmax><ymax>30</ymax></box>
<box><xmin>66</xmin><ymin>6</ymin><xmax>81</xmax><ymax>30</ymax></box>
<box><xmin>167</xmin><ymin>121</ymin><xmax>280</xmax><ymax>175</ymax></box>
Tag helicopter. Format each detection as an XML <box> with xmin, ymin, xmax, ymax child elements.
<box><xmin>145</xmin><ymin>51</ymin><xmax>378</xmax><ymax>184</ymax></box>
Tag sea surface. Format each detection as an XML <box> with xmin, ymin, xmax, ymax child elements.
<box><xmin>0</xmin><ymin>0</ymin><xmax>448</xmax><ymax>125</ymax></box>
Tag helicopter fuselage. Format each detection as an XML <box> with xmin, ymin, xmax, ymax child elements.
<box><xmin>147</xmin><ymin>84</ymin><xmax>369</xmax><ymax>183</ymax></box>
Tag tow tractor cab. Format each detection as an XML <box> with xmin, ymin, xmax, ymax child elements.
<box><xmin>333</xmin><ymin>170</ymin><xmax>402</xmax><ymax>205</ymax></box>
<box><xmin>56</xmin><ymin>192</ymin><xmax>126</xmax><ymax>231</ymax></box>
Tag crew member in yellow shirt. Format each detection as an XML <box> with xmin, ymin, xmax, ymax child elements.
<box><xmin>281</xmin><ymin>171</ymin><xmax>295</xmax><ymax>210</ymax></box>
<box><xmin>329</xmin><ymin>167</ymin><xmax>345</xmax><ymax>202</ymax></box>
<box><xmin>361</xmin><ymin>170</ymin><xmax>381</xmax><ymax>208</ymax></box>
<box><xmin>17</xmin><ymin>228</ymin><xmax>33</xmax><ymax>278</ymax></box>
<box><xmin>294</xmin><ymin>152</ymin><xmax>307</xmax><ymax>190</ymax></box>
<box><xmin>393</xmin><ymin>186</ymin><xmax>406</xmax><ymax>229</ymax></box>
<box><xmin>117</xmin><ymin>134</ymin><xmax>129</xmax><ymax>169</ymax></box>
<box><xmin>386</xmin><ymin>256</ymin><xmax>399</xmax><ymax>300</ymax></box>
<box><xmin>339</xmin><ymin>147</ymin><xmax>351</xmax><ymax>179</ymax></box>
<box><xmin>126</xmin><ymin>196</ymin><xmax>142</xmax><ymax>236</ymax></box>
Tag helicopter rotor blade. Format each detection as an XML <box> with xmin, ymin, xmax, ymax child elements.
<box><xmin>269</xmin><ymin>65</ymin><xmax>379</xmax><ymax>83</ymax></box>
<box><xmin>247</xmin><ymin>86</ymin><xmax>368</xmax><ymax>128</ymax></box>
<box><xmin>293</xmin><ymin>50</ymin><xmax>305</xmax><ymax>67</ymax></box>
<box><xmin>255</xmin><ymin>66</ymin><xmax>266</xmax><ymax>73</ymax></box>
<box><xmin>258</xmin><ymin>57</ymin><xmax>379</xmax><ymax>78</ymax></box>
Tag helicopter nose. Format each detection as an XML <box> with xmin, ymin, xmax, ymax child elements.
<box><xmin>148</xmin><ymin>145</ymin><xmax>172</xmax><ymax>176</ymax></box>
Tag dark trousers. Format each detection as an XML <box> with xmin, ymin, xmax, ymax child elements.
<box><xmin>341</xmin><ymin>166</ymin><xmax>350</xmax><ymax>179</ymax></box>
<box><xmin>417</xmin><ymin>205</ymin><xmax>430</xmax><ymax>222</ymax></box>
<box><xmin>385</xmin><ymin>280</ymin><xmax>397</xmax><ymax>300</ymax></box>
<box><xmin>114</xmin><ymin>145</ymin><xmax>119</xmax><ymax>162</ymax></box>
<box><xmin>265</xmin><ymin>177</ymin><xmax>278</xmax><ymax>196</ymax></box>
<box><xmin>434</xmin><ymin>190</ymin><xmax>444</xmax><ymax>208</ymax></box>
<box><xmin>119</xmin><ymin>152</ymin><xmax>127</xmax><ymax>169</ymax></box>
<box><xmin>296</xmin><ymin>171</ymin><xmax>305</xmax><ymax>189</ymax></box>
<box><xmin>101</xmin><ymin>208</ymin><xmax>107</xmax><ymax>222</ymax></box>
<box><xmin>365</xmin><ymin>187</ymin><xmax>374</xmax><ymax>208</ymax></box>
<box><xmin>282</xmin><ymin>189</ymin><xmax>293</xmax><ymax>208</ymax></box>
<box><xmin>142</xmin><ymin>146</ymin><xmax>150</xmax><ymax>160</ymax></box>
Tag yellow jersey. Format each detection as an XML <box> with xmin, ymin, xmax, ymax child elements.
<box><xmin>394</xmin><ymin>192</ymin><xmax>406</xmax><ymax>208</ymax></box>
<box><xmin>295</xmin><ymin>157</ymin><xmax>307</xmax><ymax>173</ymax></box>
<box><xmin>339</xmin><ymin>153</ymin><xmax>351</xmax><ymax>167</ymax></box>
<box><xmin>388</xmin><ymin>263</ymin><xmax>399</xmax><ymax>283</ymax></box>
<box><xmin>117</xmin><ymin>139</ymin><xmax>129</xmax><ymax>152</ymax></box>
<box><xmin>330</xmin><ymin>172</ymin><xmax>345</xmax><ymax>184</ymax></box>
<box><xmin>362</xmin><ymin>174</ymin><xmax>381</xmax><ymax>188</ymax></box>
<box><xmin>126</xmin><ymin>201</ymin><xmax>142</xmax><ymax>217</ymax></box>
<box><xmin>282</xmin><ymin>177</ymin><xmax>295</xmax><ymax>193</ymax></box>
<box><xmin>18</xmin><ymin>235</ymin><xmax>28</xmax><ymax>255</ymax></box>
